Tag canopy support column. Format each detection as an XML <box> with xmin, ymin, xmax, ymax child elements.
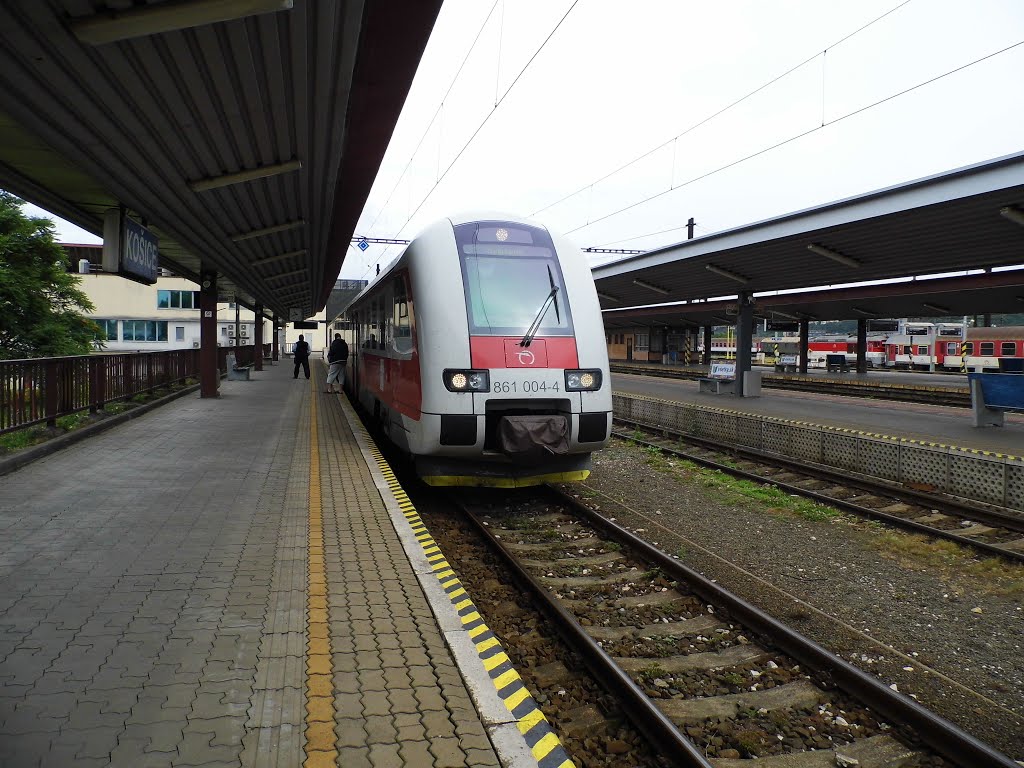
<box><xmin>199</xmin><ymin>268</ymin><xmax>219</xmax><ymax>398</ymax></box>
<box><xmin>254</xmin><ymin>303</ymin><xmax>264</xmax><ymax>371</ymax></box>
<box><xmin>272</xmin><ymin>315</ymin><xmax>280</xmax><ymax>361</ymax></box>
<box><xmin>799</xmin><ymin>319</ymin><xmax>810</xmax><ymax>374</ymax></box>
<box><xmin>735</xmin><ymin>293</ymin><xmax>754</xmax><ymax>396</ymax></box>
<box><xmin>857</xmin><ymin>318</ymin><xmax>868</xmax><ymax>374</ymax></box>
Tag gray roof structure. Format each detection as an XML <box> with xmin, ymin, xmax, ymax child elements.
<box><xmin>0</xmin><ymin>0</ymin><xmax>442</xmax><ymax>320</ymax></box>
<box><xmin>593</xmin><ymin>151</ymin><xmax>1024</xmax><ymax>327</ymax></box>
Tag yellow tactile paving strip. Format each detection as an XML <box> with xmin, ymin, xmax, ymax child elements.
<box><xmin>304</xmin><ymin>387</ymin><xmax>338</xmax><ymax>766</ymax></box>
<box><xmin>358</xmin><ymin>432</ymin><xmax>575</xmax><ymax>768</ymax></box>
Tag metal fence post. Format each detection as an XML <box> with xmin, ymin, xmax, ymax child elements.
<box><xmin>45</xmin><ymin>359</ymin><xmax>58</xmax><ymax>427</ymax></box>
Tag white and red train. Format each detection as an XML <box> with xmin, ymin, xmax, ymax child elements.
<box><xmin>343</xmin><ymin>214</ymin><xmax>611</xmax><ymax>487</ymax></box>
<box><xmin>761</xmin><ymin>323</ymin><xmax>1024</xmax><ymax>371</ymax></box>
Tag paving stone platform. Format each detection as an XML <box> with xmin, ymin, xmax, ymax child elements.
<box><xmin>0</xmin><ymin>363</ymin><xmax>506</xmax><ymax>767</ymax></box>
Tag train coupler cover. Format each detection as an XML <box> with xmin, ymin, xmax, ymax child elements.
<box><xmin>498</xmin><ymin>415</ymin><xmax>569</xmax><ymax>460</ymax></box>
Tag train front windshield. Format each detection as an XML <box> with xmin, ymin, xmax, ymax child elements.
<box><xmin>456</xmin><ymin>222</ymin><xmax>574</xmax><ymax>337</ymax></box>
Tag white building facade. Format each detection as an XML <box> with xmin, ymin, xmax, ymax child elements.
<box><xmin>75</xmin><ymin>271</ymin><xmax>267</xmax><ymax>353</ymax></box>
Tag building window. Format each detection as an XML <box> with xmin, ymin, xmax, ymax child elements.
<box><xmin>1001</xmin><ymin>342</ymin><xmax>1017</xmax><ymax>356</ymax></box>
<box><xmin>123</xmin><ymin>320</ymin><xmax>168</xmax><ymax>342</ymax></box>
<box><xmin>221</xmin><ymin>326</ymin><xmax>227</xmax><ymax>336</ymax></box>
<box><xmin>980</xmin><ymin>342</ymin><xmax>995</xmax><ymax>356</ymax></box>
<box><xmin>175</xmin><ymin>326</ymin><xmax>185</xmax><ymax>341</ymax></box>
<box><xmin>157</xmin><ymin>290</ymin><xmax>200</xmax><ymax>309</ymax></box>
<box><xmin>635</xmin><ymin>333</ymin><xmax>649</xmax><ymax>351</ymax></box>
<box><xmin>93</xmin><ymin>319</ymin><xmax>118</xmax><ymax>341</ymax></box>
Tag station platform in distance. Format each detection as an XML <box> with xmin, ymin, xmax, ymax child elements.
<box><xmin>611</xmin><ymin>369</ymin><xmax>1023</xmax><ymax>457</ymax></box>
<box><xmin>0</xmin><ymin>364</ymin><xmax>569</xmax><ymax>768</ymax></box>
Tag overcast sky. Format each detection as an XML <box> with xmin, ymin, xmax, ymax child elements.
<box><xmin>31</xmin><ymin>0</ymin><xmax>1024</xmax><ymax>284</ymax></box>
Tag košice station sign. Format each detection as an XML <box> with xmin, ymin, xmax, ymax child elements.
<box><xmin>102</xmin><ymin>208</ymin><xmax>159</xmax><ymax>284</ymax></box>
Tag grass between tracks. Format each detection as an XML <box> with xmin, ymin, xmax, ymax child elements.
<box><xmin>590</xmin><ymin>437</ymin><xmax>1024</xmax><ymax>596</ymax></box>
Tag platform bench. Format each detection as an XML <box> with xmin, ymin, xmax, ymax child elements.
<box><xmin>775</xmin><ymin>354</ymin><xmax>798</xmax><ymax>374</ymax></box>
<box><xmin>968</xmin><ymin>372</ymin><xmax>1024</xmax><ymax>427</ymax></box>
<box><xmin>825</xmin><ymin>354</ymin><xmax>850</xmax><ymax>373</ymax></box>
<box><xmin>228</xmin><ymin>363</ymin><xmax>254</xmax><ymax>381</ymax></box>
<box><xmin>698</xmin><ymin>362</ymin><xmax>737</xmax><ymax>394</ymax></box>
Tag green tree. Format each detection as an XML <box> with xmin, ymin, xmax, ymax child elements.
<box><xmin>0</xmin><ymin>191</ymin><xmax>99</xmax><ymax>359</ymax></box>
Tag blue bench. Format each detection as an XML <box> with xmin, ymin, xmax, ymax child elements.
<box><xmin>825</xmin><ymin>353</ymin><xmax>850</xmax><ymax>373</ymax></box>
<box><xmin>968</xmin><ymin>372</ymin><xmax>1024</xmax><ymax>427</ymax></box>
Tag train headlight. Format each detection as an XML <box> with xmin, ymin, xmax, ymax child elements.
<box><xmin>443</xmin><ymin>369</ymin><xmax>490</xmax><ymax>392</ymax></box>
<box><xmin>565</xmin><ymin>369</ymin><xmax>602</xmax><ymax>391</ymax></box>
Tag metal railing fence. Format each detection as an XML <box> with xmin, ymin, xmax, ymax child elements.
<box><xmin>0</xmin><ymin>344</ymin><xmax>270</xmax><ymax>436</ymax></box>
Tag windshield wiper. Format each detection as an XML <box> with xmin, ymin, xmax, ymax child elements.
<box><xmin>520</xmin><ymin>268</ymin><xmax>561</xmax><ymax>346</ymax></box>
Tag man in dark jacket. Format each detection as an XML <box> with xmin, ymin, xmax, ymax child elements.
<box><xmin>325</xmin><ymin>333</ymin><xmax>349</xmax><ymax>394</ymax></box>
<box><xmin>292</xmin><ymin>334</ymin><xmax>311</xmax><ymax>379</ymax></box>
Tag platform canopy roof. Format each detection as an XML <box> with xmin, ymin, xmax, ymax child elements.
<box><xmin>0</xmin><ymin>0</ymin><xmax>442</xmax><ymax>320</ymax></box>
<box><xmin>593</xmin><ymin>151</ymin><xmax>1024</xmax><ymax>327</ymax></box>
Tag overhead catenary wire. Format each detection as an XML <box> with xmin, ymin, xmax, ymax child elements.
<box><xmin>567</xmin><ymin>36</ymin><xmax>1024</xmax><ymax>244</ymax></box>
<box><xmin>363</xmin><ymin>0</ymin><xmax>501</xmax><ymax>239</ymax></box>
<box><xmin>394</xmin><ymin>1</ymin><xmax>581</xmax><ymax>239</ymax></box>
<box><xmin>531</xmin><ymin>0</ymin><xmax>916</xmax><ymax>220</ymax></box>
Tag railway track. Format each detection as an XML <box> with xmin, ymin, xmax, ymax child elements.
<box><xmin>439</xmin><ymin>486</ymin><xmax>1018</xmax><ymax>767</ymax></box>
<box><xmin>610</xmin><ymin>364</ymin><xmax>971</xmax><ymax>408</ymax></box>
<box><xmin>611</xmin><ymin>420</ymin><xmax>1024</xmax><ymax>564</ymax></box>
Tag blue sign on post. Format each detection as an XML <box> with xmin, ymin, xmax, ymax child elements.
<box><xmin>357</xmin><ymin>238</ymin><xmax>369</xmax><ymax>252</ymax></box>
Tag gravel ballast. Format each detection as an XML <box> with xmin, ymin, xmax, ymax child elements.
<box><xmin>561</xmin><ymin>438</ymin><xmax>1024</xmax><ymax>760</ymax></box>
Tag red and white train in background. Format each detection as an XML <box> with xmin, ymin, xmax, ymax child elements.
<box><xmin>759</xmin><ymin>322</ymin><xmax>1024</xmax><ymax>371</ymax></box>
<box><xmin>343</xmin><ymin>214</ymin><xmax>611</xmax><ymax>488</ymax></box>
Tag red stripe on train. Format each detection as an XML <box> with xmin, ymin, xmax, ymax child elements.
<box><xmin>470</xmin><ymin>337</ymin><xmax>579</xmax><ymax>369</ymax></box>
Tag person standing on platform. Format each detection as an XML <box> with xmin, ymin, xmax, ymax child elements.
<box><xmin>292</xmin><ymin>334</ymin><xmax>311</xmax><ymax>379</ymax></box>
<box><xmin>324</xmin><ymin>333</ymin><xmax>348</xmax><ymax>394</ymax></box>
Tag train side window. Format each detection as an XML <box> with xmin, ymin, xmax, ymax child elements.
<box><xmin>916</xmin><ymin>345</ymin><xmax>927</xmax><ymax>355</ymax></box>
<box><xmin>946</xmin><ymin>342</ymin><xmax>958</xmax><ymax>355</ymax></box>
<box><xmin>980</xmin><ymin>342</ymin><xmax>995</xmax><ymax>356</ymax></box>
<box><xmin>964</xmin><ymin>342</ymin><xmax>974</xmax><ymax>355</ymax></box>
<box><xmin>393</xmin><ymin>276</ymin><xmax>412</xmax><ymax>354</ymax></box>
<box><xmin>1001</xmin><ymin>342</ymin><xmax>1016</xmax><ymax>356</ymax></box>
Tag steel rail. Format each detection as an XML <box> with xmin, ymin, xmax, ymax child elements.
<box><xmin>546</xmin><ymin>486</ymin><xmax>1021</xmax><ymax>768</ymax></box>
<box><xmin>612</xmin><ymin>423</ymin><xmax>1024</xmax><ymax>564</ymax></box>
<box><xmin>451</xmin><ymin>498</ymin><xmax>714</xmax><ymax>768</ymax></box>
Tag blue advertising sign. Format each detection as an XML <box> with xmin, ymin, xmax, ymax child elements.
<box><xmin>121</xmin><ymin>217</ymin><xmax>159</xmax><ymax>284</ymax></box>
